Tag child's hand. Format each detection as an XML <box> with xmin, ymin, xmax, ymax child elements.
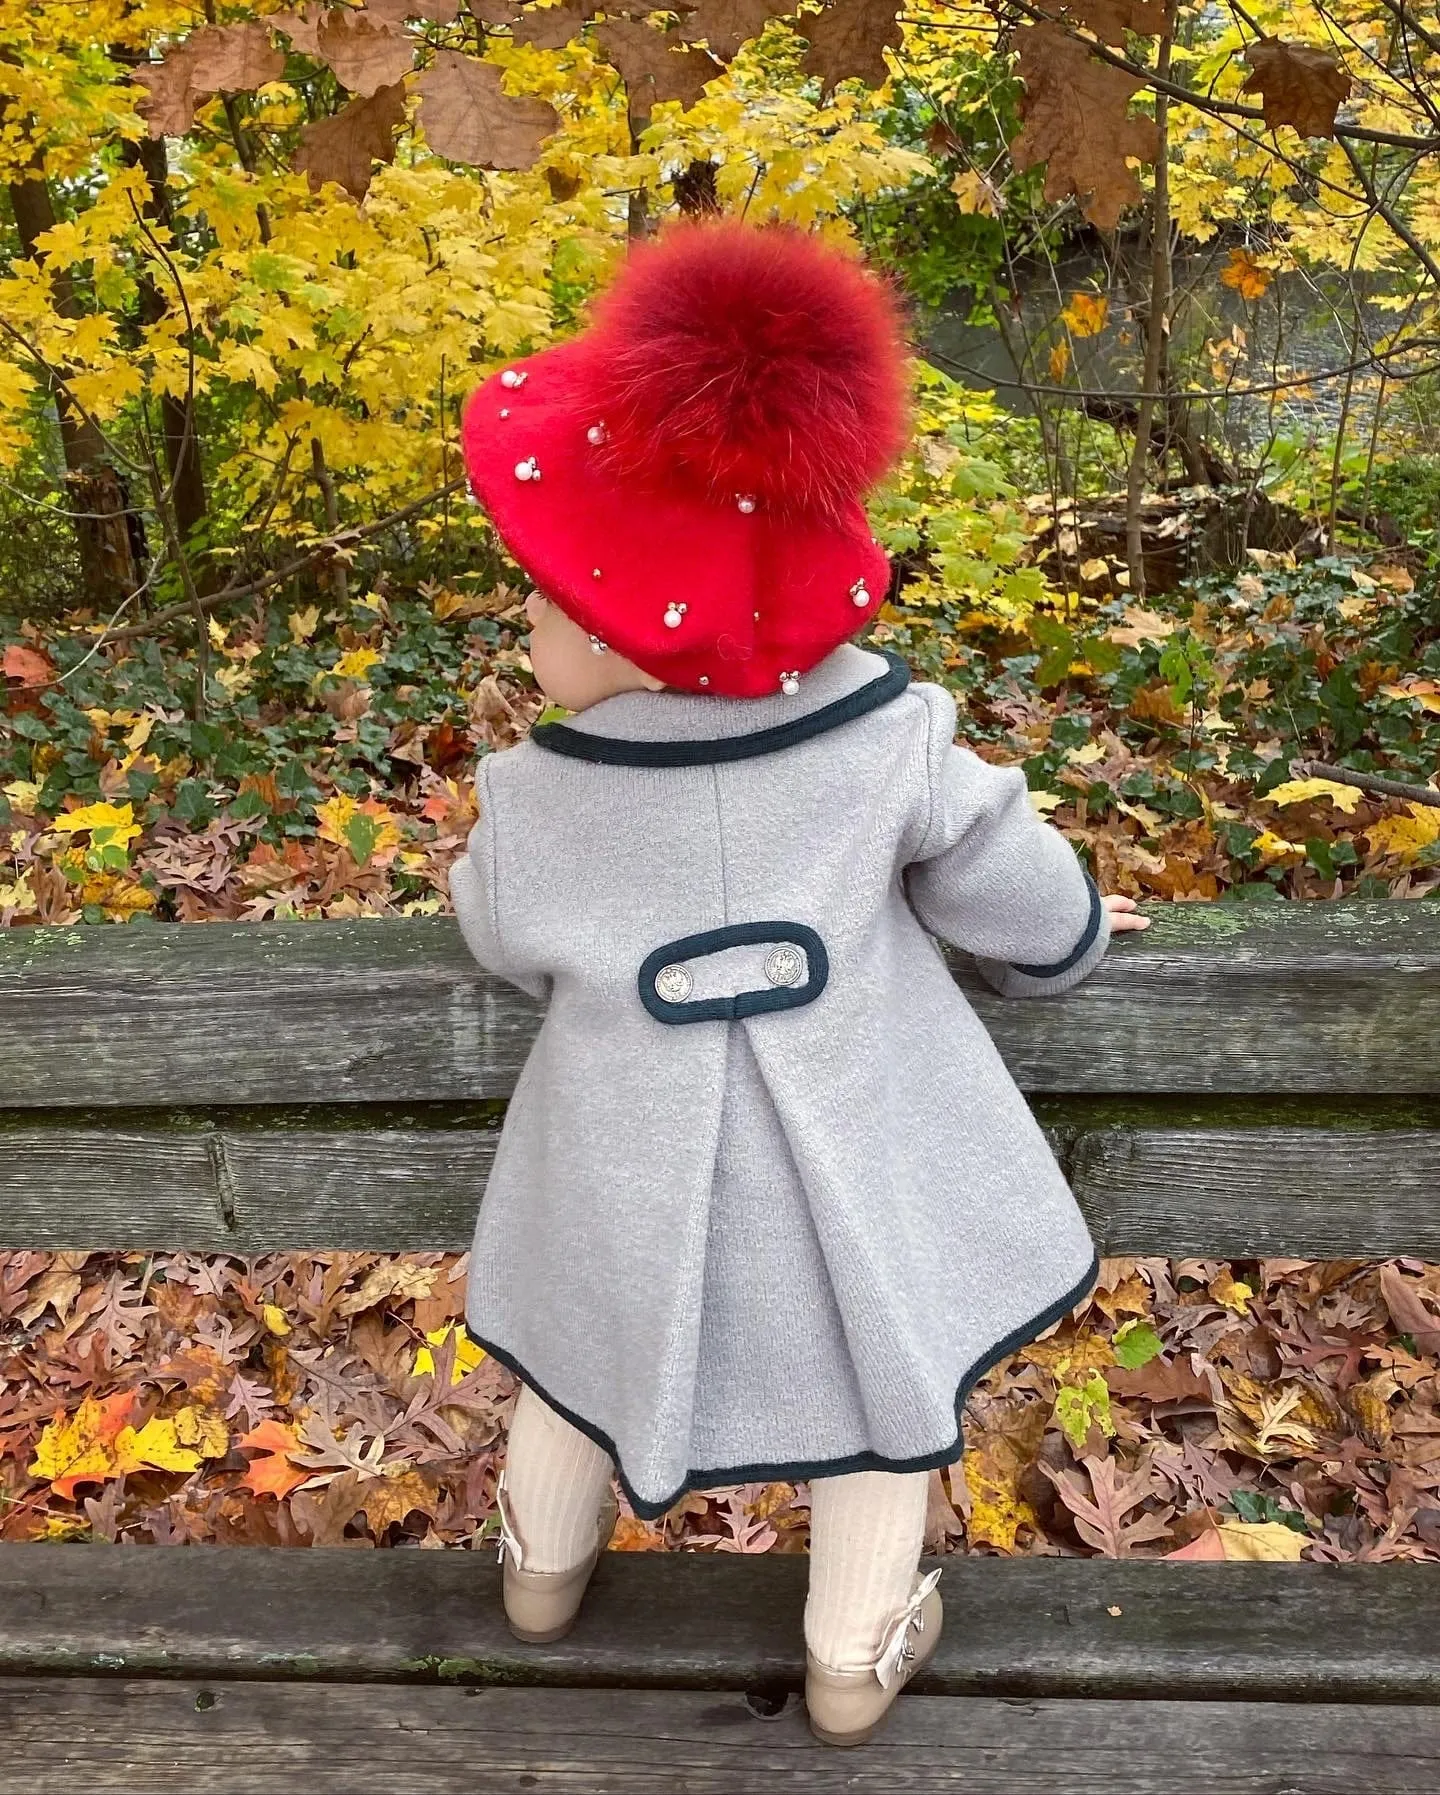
<box><xmin>1104</xmin><ymin>893</ymin><xmax>1150</xmax><ymax>932</ymax></box>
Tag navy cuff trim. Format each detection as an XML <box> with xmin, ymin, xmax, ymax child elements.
<box><xmin>530</xmin><ymin>651</ymin><xmax>910</xmax><ymax>768</ymax></box>
<box><xmin>638</xmin><ymin>921</ymin><xmax>829</xmax><ymax>1025</ymax></box>
<box><xmin>465</xmin><ymin>1246</ymin><xmax>1100</xmax><ymax>1522</ymax></box>
<box><xmin>1007</xmin><ymin>870</ymin><xmax>1103</xmax><ymax>979</ymax></box>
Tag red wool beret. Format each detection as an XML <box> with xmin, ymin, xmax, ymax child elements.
<box><xmin>460</xmin><ymin>221</ymin><xmax>911</xmax><ymax>699</ymax></box>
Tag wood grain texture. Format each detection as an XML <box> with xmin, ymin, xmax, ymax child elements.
<box><xmin>4</xmin><ymin>1545</ymin><xmax>1439</xmax><ymax>1704</ymax></box>
<box><xmin>4</xmin><ymin>900</ymin><xmax>1439</xmax><ymax>1108</ymax></box>
<box><xmin>2</xmin><ymin>1110</ymin><xmax>1435</xmax><ymax>1254</ymax></box>
<box><xmin>4</xmin><ymin>1678</ymin><xmax>1439</xmax><ymax>1794</ymax></box>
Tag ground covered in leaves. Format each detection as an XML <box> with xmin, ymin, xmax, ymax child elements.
<box><xmin>3</xmin><ymin>550</ymin><xmax>1440</xmax><ymax>924</ymax></box>
<box><xmin>3</xmin><ymin>548</ymin><xmax>1440</xmax><ymax>1561</ymax></box>
<box><xmin>2</xmin><ymin>1249</ymin><xmax>1439</xmax><ymax>1561</ymax></box>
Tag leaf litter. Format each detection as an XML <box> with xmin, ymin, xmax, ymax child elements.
<box><xmin>3</xmin><ymin>1249</ymin><xmax>1438</xmax><ymax>1560</ymax></box>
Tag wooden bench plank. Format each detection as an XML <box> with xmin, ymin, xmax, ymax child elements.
<box><xmin>3</xmin><ymin>1545</ymin><xmax>1438</xmax><ymax>1704</ymax></box>
<box><xmin>3</xmin><ymin>1106</ymin><xmax>1438</xmax><ymax>1254</ymax></box>
<box><xmin>4</xmin><ymin>902</ymin><xmax>1438</xmax><ymax>1109</ymax></box>
<box><xmin>4</xmin><ymin>1678</ymin><xmax>1439</xmax><ymax>1794</ymax></box>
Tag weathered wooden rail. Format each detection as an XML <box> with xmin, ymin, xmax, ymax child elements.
<box><xmin>2</xmin><ymin>901</ymin><xmax>1439</xmax><ymax>1792</ymax></box>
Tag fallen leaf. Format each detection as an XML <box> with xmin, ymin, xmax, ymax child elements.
<box><xmin>1264</xmin><ymin>777</ymin><xmax>1364</xmax><ymax>814</ymax></box>
<box><xmin>294</xmin><ymin>80</ymin><xmax>409</xmax><ymax>198</ymax></box>
<box><xmin>1042</xmin><ymin>1452</ymin><xmax>1175</xmax><ymax>1556</ymax></box>
<box><xmin>262</xmin><ymin>1303</ymin><xmax>292</xmax><ymax>1337</ymax></box>
<box><xmin>1365</xmin><ymin>804</ymin><xmax>1440</xmax><ymax>865</ymax></box>
<box><xmin>238</xmin><ymin>1418</ymin><xmax>311</xmax><ymax>1499</ymax></box>
<box><xmin>112</xmin><ymin>1416</ymin><xmax>202</xmax><ymax>1477</ymax></box>
<box><xmin>1240</xmin><ymin>38</ymin><xmax>1352</xmax><ymax>139</ymax></box>
<box><xmin>1010</xmin><ymin>22</ymin><xmax>1158</xmax><ymax>233</ymax></box>
<box><xmin>3</xmin><ymin>644</ymin><xmax>53</xmax><ymax>685</ymax></box>
<box><xmin>337</xmin><ymin>1259</ymin><xmax>437</xmax><ymax>1316</ymax></box>
<box><xmin>1380</xmin><ymin>1264</ymin><xmax>1440</xmax><ymax>1356</ymax></box>
<box><xmin>29</xmin><ymin>1391</ymin><xmax>139</xmax><ymax>1499</ymax></box>
<box><xmin>1212</xmin><ymin>1519</ymin><xmax>1308</xmax><ymax>1561</ymax></box>
<box><xmin>1106</xmin><ymin>603</ymin><xmax>1174</xmax><ymax>648</ymax></box>
<box><xmin>361</xmin><ymin>1467</ymin><xmax>439</xmax><ymax>1534</ymax></box>
<box><xmin>797</xmin><ymin>0</ymin><xmax>902</xmax><ymax>95</ymax></box>
<box><xmin>413</xmin><ymin>1323</ymin><xmax>486</xmax><ymax>1382</ymax></box>
<box><xmin>415</xmin><ymin>50</ymin><xmax>559</xmax><ymax>166</ymax></box>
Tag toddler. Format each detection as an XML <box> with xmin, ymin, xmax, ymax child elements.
<box><xmin>450</xmin><ymin>221</ymin><xmax>1147</xmax><ymax>1747</ymax></box>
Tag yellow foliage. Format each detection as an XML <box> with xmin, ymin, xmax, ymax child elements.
<box><xmin>50</xmin><ymin>801</ymin><xmax>140</xmax><ymax>846</ymax></box>
<box><xmin>413</xmin><ymin>1323</ymin><xmax>487</xmax><ymax>1383</ymax></box>
<box><xmin>1365</xmin><ymin>803</ymin><xmax>1440</xmax><ymax>864</ymax></box>
<box><xmin>1264</xmin><ymin>778</ymin><xmax>1364</xmax><ymax>814</ymax></box>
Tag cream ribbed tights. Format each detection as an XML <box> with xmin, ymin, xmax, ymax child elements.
<box><xmin>500</xmin><ymin>1383</ymin><xmax>930</xmax><ymax>1672</ymax></box>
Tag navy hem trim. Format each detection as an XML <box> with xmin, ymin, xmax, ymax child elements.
<box><xmin>1007</xmin><ymin>871</ymin><xmax>1103</xmax><ymax>979</ymax></box>
<box><xmin>638</xmin><ymin>921</ymin><xmax>829</xmax><ymax>1025</ymax></box>
<box><xmin>530</xmin><ymin>651</ymin><xmax>911</xmax><ymax>768</ymax></box>
<box><xmin>465</xmin><ymin>1246</ymin><xmax>1100</xmax><ymax>1523</ymax></box>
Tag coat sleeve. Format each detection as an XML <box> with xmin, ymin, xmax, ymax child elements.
<box><xmin>447</xmin><ymin>753</ymin><xmax>550</xmax><ymax>1003</ymax></box>
<box><xmin>903</xmin><ymin>685</ymin><xmax>1110</xmax><ymax>998</ymax></box>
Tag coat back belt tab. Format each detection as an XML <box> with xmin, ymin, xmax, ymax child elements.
<box><xmin>638</xmin><ymin>921</ymin><xmax>830</xmax><ymax>1025</ymax></box>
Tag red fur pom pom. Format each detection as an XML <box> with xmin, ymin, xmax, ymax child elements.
<box><xmin>581</xmin><ymin>222</ymin><xmax>910</xmax><ymax>518</ymax></box>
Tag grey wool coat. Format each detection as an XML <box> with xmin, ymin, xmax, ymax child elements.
<box><xmin>450</xmin><ymin>644</ymin><xmax>1111</xmax><ymax>1519</ymax></box>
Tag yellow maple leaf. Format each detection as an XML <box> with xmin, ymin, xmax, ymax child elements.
<box><xmin>1252</xmin><ymin>829</ymin><xmax>1303</xmax><ymax>862</ymax></box>
<box><xmin>289</xmin><ymin>606</ymin><xmax>321</xmax><ymax>643</ymax></box>
<box><xmin>124</xmin><ymin>715</ymin><xmax>154</xmax><ymax>753</ymax></box>
<box><xmin>1366</xmin><ymin>803</ymin><xmax>1440</xmax><ymax>863</ymax></box>
<box><xmin>413</xmin><ymin>1323</ymin><xmax>486</xmax><ymax>1383</ymax></box>
<box><xmin>112</xmin><ymin>1416</ymin><xmax>203</xmax><ymax>1477</ymax></box>
<box><xmin>950</xmin><ymin>169</ymin><xmax>1001</xmax><ymax>216</ymax></box>
<box><xmin>0</xmin><ymin>869</ymin><xmax>37</xmax><ymax>915</ymax></box>
<box><xmin>1048</xmin><ymin>339</ymin><xmax>1071</xmax><ymax>380</ymax></box>
<box><xmin>1264</xmin><ymin>777</ymin><xmax>1363</xmax><ymax>814</ymax></box>
<box><xmin>29</xmin><ymin>1391</ymin><xmax>138</xmax><ymax>1496</ymax></box>
<box><xmin>1379</xmin><ymin>682</ymin><xmax>1440</xmax><ymax>714</ymax></box>
<box><xmin>262</xmin><ymin>1303</ymin><xmax>292</xmax><ymax>1336</ymax></box>
<box><xmin>50</xmin><ymin>800</ymin><xmax>140</xmax><ymax>846</ymax></box>
<box><xmin>3</xmin><ymin>779</ymin><xmax>40</xmax><ymax>814</ymax></box>
<box><xmin>331</xmin><ymin>646</ymin><xmax>382</xmax><ymax>681</ymax></box>
<box><xmin>1060</xmin><ymin>291</ymin><xmax>1108</xmax><ymax>337</ymax></box>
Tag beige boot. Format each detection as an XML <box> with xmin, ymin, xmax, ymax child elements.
<box><xmin>806</xmin><ymin>1568</ymin><xmax>943</xmax><ymax>1748</ymax></box>
<box><xmin>495</xmin><ymin>1469</ymin><xmax>620</xmax><ymax>1644</ymax></box>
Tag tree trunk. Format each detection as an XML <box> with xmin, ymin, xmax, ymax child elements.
<box><xmin>126</xmin><ymin>133</ymin><xmax>210</xmax><ymax>580</ymax></box>
<box><xmin>8</xmin><ymin>172</ymin><xmax>141</xmax><ymax>608</ymax></box>
<box><xmin>1124</xmin><ymin>0</ymin><xmax>1178</xmax><ymax>599</ymax></box>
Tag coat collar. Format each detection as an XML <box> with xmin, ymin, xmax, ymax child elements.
<box><xmin>529</xmin><ymin>646</ymin><xmax>909</xmax><ymax>768</ymax></box>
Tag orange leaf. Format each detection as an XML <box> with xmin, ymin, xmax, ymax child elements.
<box><xmin>237</xmin><ymin>1418</ymin><xmax>310</xmax><ymax>1500</ymax></box>
<box><xmin>3</xmin><ymin>644</ymin><xmax>53</xmax><ymax>686</ymax></box>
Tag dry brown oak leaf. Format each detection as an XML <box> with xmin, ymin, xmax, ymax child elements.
<box><xmin>317</xmin><ymin>11</ymin><xmax>417</xmax><ymax>94</ymax></box>
<box><xmin>798</xmin><ymin>0</ymin><xmax>902</xmax><ymax>96</ymax></box>
<box><xmin>592</xmin><ymin>19</ymin><xmax>718</xmax><ymax>114</ymax></box>
<box><xmin>294</xmin><ymin>80</ymin><xmax>409</xmax><ymax>198</ymax></box>
<box><xmin>1240</xmin><ymin>37</ymin><xmax>1352</xmax><ymax>139</ymax></box>
<box><xmin>134</xmin><ymin>22</ymin><xmax>285</xmax><ymax>138</ymax></box>
<box><xmin>416</xmin><ymin>50</ymin><xmax>559</xmax><ymax>167</ymax></box>
<box><xmin>1009</xmin><ymin>22</ymin><xmax>1159</xmax><ymax>234</ymax></box>
<box><xmin>678</xmin><ymin>0</ymin><xmax>789</xmax><ymax>62</ymax></box>
<box><xmin>511</xmin><ymin>0</ymin><xmax>599</xmax><ymax>51</ymax></box>
<box><xmin>1058</xmin><ymin>0</ymin><xmax>1163</xmax><ymax>47</ymax></box>
<box><xmin>364</xmin><ymin>0</ymin><xmax>464</xmax><ymax>22</ymax></box>
<box><xmin>269</xmin><ymin>7</ymin><xmax>326</xmax><ymax>57</ymax></box>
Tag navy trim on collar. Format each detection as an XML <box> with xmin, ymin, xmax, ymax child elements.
<box><xmin>530</xmin><ymin>650</ymin><xmax>911</xmax><ymax>767</ymax></box>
